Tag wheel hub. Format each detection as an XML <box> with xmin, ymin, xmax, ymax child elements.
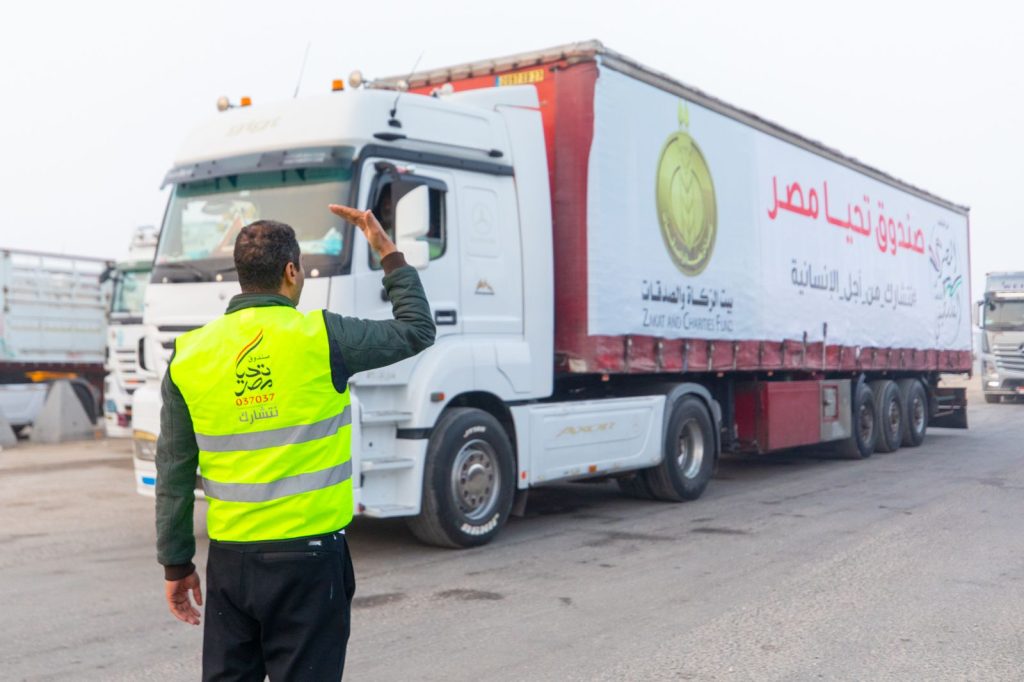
<box><xmin>911</xmin><ymin>396</ymin><xmax>925</xmax><ymax>432</ymax></box>
<box><xmin>676</xmin><ymin>418</ymin><xmax>705</xmax><ymax>479</ymax></box>
<box><xmin>451</xmin><ymin>439</ymin><xmax>500</xmax><ymax>522</ymax></box>
<box><xmin>887</xmin><ymin>399</ymin><xmax>901</xmax><ymax>435</ymax></box>
<box><xmin>859</xmin><ymin>404</ymin><xmax>874</xmax><ymax>442</ymax></box>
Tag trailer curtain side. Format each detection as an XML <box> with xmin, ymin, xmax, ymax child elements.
<box><xmin>412</xmin><ymin>54</ymin><xmax>972</xmax><ymax>376</ymax></box>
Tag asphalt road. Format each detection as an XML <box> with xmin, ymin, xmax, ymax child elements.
<box><xmin>2</xmin><ymin>383</ymin><xmax>1023</xmax><ymax>681</ymax></box>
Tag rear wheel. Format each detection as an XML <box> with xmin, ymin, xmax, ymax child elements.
<box><xmin>838</xmin><ymin>382</ymin><xmax>877</xmax><ymax>459</ymax></box>
<box><xmin>406</xmin><ymin>408</ymin><xmax>515</xmax><ymax>549</ymax></box>
<box><xmin>897</xmin><ymin>379</ymin><xmax>928</xmax><ymax>447</ymax></box>
<box><xmin>870</xmin><ymin>380</ymin><xmax>902</xmax><ymax>453</ymax></box>
<box><xmin>644</xmin><ymin>396</ymin><xmax>716</xmax><ymax>502</ymax></box>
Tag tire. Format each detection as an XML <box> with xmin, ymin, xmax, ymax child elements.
<box><xmin>870</xmin><ymin>380</ymin><xmax>902</xmax><ymax>453</ymax></box>
<box><xmin>838</xmin><ymin>382</ymin><xmax>877</xmax><ymax>459</ymax></box>
<box><xmin>644</xmin><ymin>396</ymin><xmax>716</xmax><ymax>502</ymax></box>
<box><xmin>984</xmin><ymin>394</ymin><xmax>1001</xmax><ymax>405</ymax></box>
<box><xmin>616</xmin><ymin>473</ymin><xmax>654</xmax><ymax>500</ymax></box>
<box><xmin>897</xmin><ymin>379</ymin><xmax>928</xmax><ymax>447</ymax></box>
<box><xmin>406</xmin><ymin>408</ymin><xmax>515</xmax><ymax>549</ymax></box>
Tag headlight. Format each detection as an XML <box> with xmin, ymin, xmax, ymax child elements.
<box><xmin>983</xmin><ymin>361</ymin><xmax>998</xmax><ymax>378</ymax></box>
<box><xmin>133</xmin><ymin>430</ymin><xmax>157</xmax><ymax>461</ymax></box>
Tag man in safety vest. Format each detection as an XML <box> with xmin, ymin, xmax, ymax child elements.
<box><xmin>155</xmin><ymin>205</ymin><xmax>434</xmax><ymax>679</ymax></box>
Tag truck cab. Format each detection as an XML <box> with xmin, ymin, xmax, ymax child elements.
<box><xmin>104</xmin><ymin>227</ymin><xmax>157</xmax><ymax>437</ymax></box>
<box><xmin>131</xmin><ymin>84</ymin><xmax>556</xmax><ymax>538</ymax></box>
<box><xmin>978</xmin><ymin>272</ymin><xmax>1024</xmax><ymax>403</ymax></box>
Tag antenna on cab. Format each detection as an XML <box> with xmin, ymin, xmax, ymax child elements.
<box><xmin>388</xmin><ymin>51</ymin><xmax>424</xmax><ymax>128</ymax></box>
<box><xmin>293</xmin><ymin>42</ymin><xmax>312</xmax><ymax>99</ymax></box>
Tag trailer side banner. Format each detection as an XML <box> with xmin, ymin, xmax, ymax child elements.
<box><xmin>586</xmin><ymin>63</ymin><xmax>971</xmax><ymax>352</ymax></box>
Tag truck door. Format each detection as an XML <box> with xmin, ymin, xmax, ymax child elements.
<box><xmin>456</xmin><ymin>172</ymin><xmax>522</xmax><ymax>335</ymax></box>
<box><xmin>354</xmin><ymin>160</ymin><xmax>461</xmax><ymax>338</ymax></box>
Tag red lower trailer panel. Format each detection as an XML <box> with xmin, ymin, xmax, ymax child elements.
<box><xmin>736</xmin><ymin>381</ymin><xmax>820</xmax><ymax>452</ymax></box>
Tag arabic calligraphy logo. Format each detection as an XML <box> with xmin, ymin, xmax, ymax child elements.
<box><xmin>656</xmin><ymin>102</ymin><xmax>717</xmax><ymax>277</ymax></box>
<box><xmin>927</xmin><ymin>223</ymin><xmax>964</xmax><ymax>346</ymax></box>
<box><xmin>234</xmin><ymin>329</ymin><xmax>273</xmax><ymax>397</ymax></box>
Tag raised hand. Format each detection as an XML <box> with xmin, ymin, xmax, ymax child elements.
<box><xmin>328</xmin><ymin>204</ymin><xmax>397</xmax><ymax>259</ymax></box>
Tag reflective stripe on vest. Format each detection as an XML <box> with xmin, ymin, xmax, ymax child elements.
<box><xmin>170</xmin><ymin>305</ymin><xmax>353</xmax><ymax>542</ymax></box>
<box><xmin>202</xmin><ymin>460</ymin><xmax>352</xmax><ymax>503</ymax></box>
<box><xmin>195</xmin><ymin>407</ymin><xmax>352</xmax><ymax>452</ymax></box>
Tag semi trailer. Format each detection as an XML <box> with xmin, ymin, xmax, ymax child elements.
<box><xmin>132</xmin><ymin>41</ymin><xmax>971</xmax><ymax>547</ymax></box>
<box><xmin>0</xmin><ymin>248</ymin><xmax>111</xmax><ymax>432</ymax></box>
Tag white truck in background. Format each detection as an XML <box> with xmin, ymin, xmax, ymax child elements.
<box><xmin>131</xmin><ymin>42</ymin><xmax>971</xmax><ymax>547</ymax></box>
<box><xmin>102</xmin><ymin>227</ymin><xmax>157</xmax><ymax>437</ymax></box>
<box><xmin>0</xmin><ymin>248</ymin><xmax>111</xmax><ymax>433</ymax></box>
<box><xmin>978</xmin><ymin>272</ymin><xmax>1024</xmax><ymax>403</ymax></box>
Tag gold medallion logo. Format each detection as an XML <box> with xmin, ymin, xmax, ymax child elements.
<box><xmin>656</xmin><ymin>102</ymin><xmax>717</xmax><ymax>276</ymax></box>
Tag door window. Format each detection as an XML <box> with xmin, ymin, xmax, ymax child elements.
<box><xmin>369</xmin><ymin>176</ymin><xmax>447</xmax><ymax>270</ymax></box>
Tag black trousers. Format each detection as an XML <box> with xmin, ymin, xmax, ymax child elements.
<box><xmin>203</xmin><ymin>531</ymin><xmax>356</xmax><ymax>681</ymax></box>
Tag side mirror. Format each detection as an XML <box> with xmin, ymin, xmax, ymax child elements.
<box><xmin>394</xmin><ymin>185</ymin><xmax>430</xmax><ymax>270</ymax></box>
<box><xmin>973</xmin><ymin>300</ymin><xmax>982</xmax><ymax>328</ymax></box>
<box><xmin>100</xmin><ymin>265</ymin><xmax>116</xmax><ymax>284</ymax></box>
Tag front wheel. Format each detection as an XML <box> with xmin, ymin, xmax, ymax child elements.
<box><xmin>406</xmin><ymin>408</ymin><xmax>515</xmax><ymax>549</ymax></box>
<box><xmin>644</xmin><ymin>396</ymin><xmax>716</xmax><ymax>502</ymax></box>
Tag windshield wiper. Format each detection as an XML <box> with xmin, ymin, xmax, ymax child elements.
<box><xmin>157</xmin><ymin>262</ymin><xmax>207</xmax><ymax>282</ymax></box>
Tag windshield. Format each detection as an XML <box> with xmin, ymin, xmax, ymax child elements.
<box><xmin>984</xmin><ymin>299</ymin><xmax>1024</xmax><ymax>331</ymax></box>
<box><xmin>111</xmin><ymin>269</ymin><xmax>150</xmax><ymax>316</ymax></box>
<box><xmin>155</xmin><ymin>165</ymin><xmax>353</xmax><ymax>282</ymax></box>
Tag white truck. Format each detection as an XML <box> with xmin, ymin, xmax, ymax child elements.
<box><xmin>132</xmin><ymin>42</ymin><xmax>971</xmax><ymax>547</ymax></box>
<box><xmin>102</xmin><ymin>227</ymin><xmax>157</xmax><ymax>437</ymax></box>
<box><xmin>0</xmin><ymin>248</ymin><xmax>110</xmax><ymax>433</ymax></box>
<box><xmin>978</xmin><ymin>272</ymin><xmax>1024</xmax><ymax>403</ymax></box>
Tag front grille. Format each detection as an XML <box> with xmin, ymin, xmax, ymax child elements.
<box><xmin>114</xmin><ymin>348</ymin><xmax>141</xmax><ymax>388</ymax></box>
<box><xmin>157</xmin><ymin>325</ymin><xmax>199</xmax><ymax>360</ymax></box>
<box><xmin>993</xmin><ymin>343</ymin><xmax>1024</xmax><ymax>372</ymax></box>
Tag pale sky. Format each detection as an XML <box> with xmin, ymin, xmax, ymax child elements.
<box><xmin>1</xmin><ymin>0</ymin><xmax>1020</xmax><ymax>299</ymax></box>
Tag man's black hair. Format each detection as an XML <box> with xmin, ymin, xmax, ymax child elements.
<box><xmin>234</xmin><ymin>220</ymin><xmax>301</xmax><ymax>292</ymax></box>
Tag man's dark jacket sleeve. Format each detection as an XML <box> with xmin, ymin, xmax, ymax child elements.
<box><xmin>323</xmin><ymin>252</ymin><xmax>436</xmax><ymax>387</ymax></box>
<box><xmin>155</xmin><ymin>359</ymin><xmax>199</xmax><ymax>580</ymax></box>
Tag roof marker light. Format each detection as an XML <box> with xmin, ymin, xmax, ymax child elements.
<box><xmin>348</xmin><ymin>70</ymin><xmax>364</xmax><ymax>88</ymax></box>
<box><xmin>332</xmin><ymin>79</ymin><xmax>344</xmax><ymax>92</ymax></box>
<box><xmin>240</xmin><ymin>96</ymin><xmax>252</xmax><ymax>107</ymax></box>
<box><xmin>216</xmin><ymin>96</ymin><xmax>231</xmax><ymax>112</ymax></box>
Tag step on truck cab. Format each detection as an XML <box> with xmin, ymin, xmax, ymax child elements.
<box><xmin>133</xmin><ymin>41</ymin><xmax>972</xmax><ymax>547</ymax></box>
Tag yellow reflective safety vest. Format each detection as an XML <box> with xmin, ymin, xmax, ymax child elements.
<box><xmin>170</xmin><ymin>305</ymin><xmax>352</xmax><ymax>542</ymax></box>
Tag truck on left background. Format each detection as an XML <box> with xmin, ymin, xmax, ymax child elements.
<box><xmin>102</xmin><ymin>227</ymin><xmax>158</xmax><ymax>437</ymax></box>
<box><xmin>0</xmin><ymin>248</ymin><xmax>111</xmax><ymax>435</ymax></box>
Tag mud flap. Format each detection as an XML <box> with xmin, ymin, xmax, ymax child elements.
<box><xmin>931</xmin><ymin>386</ymin><xmax>968</xmax><ymax>429</ymax></box>
<box><xmin>511</xmin><ymin>489</ymin><xmax>529</xmax><ymax>518</ymax></box>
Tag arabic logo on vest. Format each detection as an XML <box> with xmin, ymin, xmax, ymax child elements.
<box><xmin>655</xmin><ymin>102</ymin><xmax>717</xmax><ymax>276</ymax></box>
<box><xmin>234</xmin><ymin>329</ymin><xmax>274</xmax><ymax>396</ymax></box>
